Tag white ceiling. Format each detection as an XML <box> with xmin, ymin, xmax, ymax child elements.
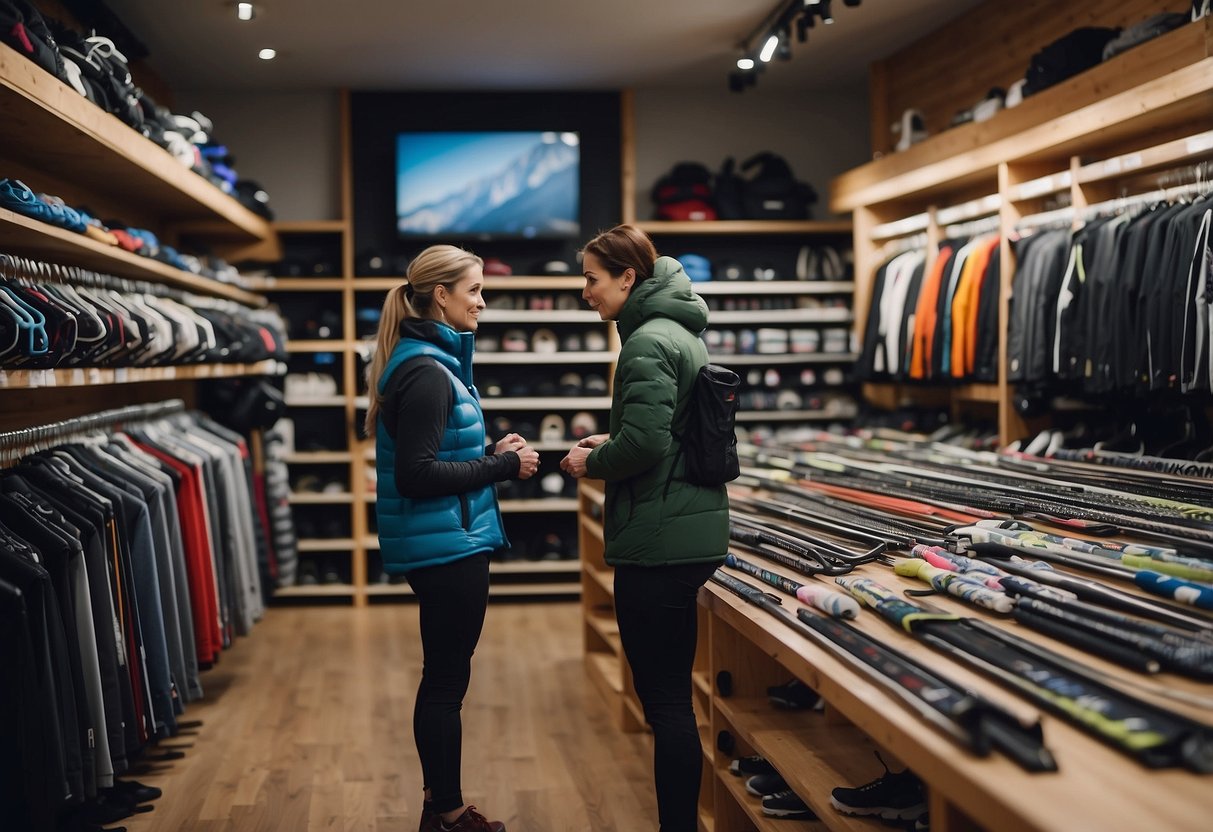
<box><xmin>102</xmin><ymin>0</ymin><xmax>986</xmax><ymax>92</ymax></box>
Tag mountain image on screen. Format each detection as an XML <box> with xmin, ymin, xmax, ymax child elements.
<box><xmin>397</xmin><ymin>133</ymin><xmax>580</xmax><ymax>238</ymax></box>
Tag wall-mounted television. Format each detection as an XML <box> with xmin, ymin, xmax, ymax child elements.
<box><xmin>395</xmin><ymin>131</ymin><xmax>580</xmax><ymax>239</ymax></box>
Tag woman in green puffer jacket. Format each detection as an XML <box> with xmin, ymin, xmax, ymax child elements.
<box><xmin>561</xmin><ymin>224</ymin><xmax>728</xmax><ymax>832</ymax></box>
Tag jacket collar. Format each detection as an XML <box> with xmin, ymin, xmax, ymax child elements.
<box><xmin>398</xmin><ymin>318</ymin><xmax>475</xmax><ymax>384</ymax></box>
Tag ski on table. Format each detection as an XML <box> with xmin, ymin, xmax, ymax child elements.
<box><xmin>724</xmin><ymin>552</ymin><xmax>861</xmax><ymax>618</ymax></box>
<box><xmin>837</xmin><ymin>576</ymin><xmax>1213</xmax><ymax>772</ymax></box>
<box><xmin>709</xmin><ymin>570</ymin><xmax>1057</xmax><ymax>772</ymax></box>
<box><xmin>968</xmin><ymin>544</ymin><xmax>1213</xmax><ymax>636</ymax></box>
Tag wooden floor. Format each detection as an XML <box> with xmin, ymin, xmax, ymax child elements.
<box><xmin>125</xmin><ymin>602</ymin><xmax>658</xmax><ymax>832</ymax></box>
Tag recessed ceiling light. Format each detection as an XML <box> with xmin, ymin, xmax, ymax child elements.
<box><xmin>258</xmin><ymin>48</ymin><xmax>276</xmax><ymax>60</ymax></box>
<box><xmin>237</xmin><ymin>3</ymin><xmax>254</xmax><ymax>21</ymax></box>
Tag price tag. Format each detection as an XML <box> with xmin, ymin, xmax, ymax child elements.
<box><xmin>72</xmin><ymin>369</ymin><xmax>84</xmax><ymax>386</ymax></box>
<box><xmin>31</xmin><ymin>370</ymin><xmax>45</xmax><ymax>388</ymax></box>
<box><xmin>44</xmin><ymin>369</ymin><xmax>56</xmax><ymax>387</ymax></box>
<box><xmin>0</xmin><ymin>370</ymin><xmax>7</xmax><ymax>386</ymax></box>
<box><xmin>115</xmin><ymin>368</ymin><xmax>128</xmax><ymax>383</ymax></box>
<box><xmin>1122</xmin><ymin>153</ymin><xmax>1142</xmax><ymax>171</ymax></box>
<box><xmin>88</xmin><ymin>368</ymin><xmax>102</xmax><ymax>385</ymax></box>
<box><xmin>1103</xmin><ymin>158</ymin><xmax>1123</xmax><ymax>176</ymax></box>
<box><xmin>164</xmin><ymin>366</ymin><xmax>177</xmax><ymax>379</ymax></box>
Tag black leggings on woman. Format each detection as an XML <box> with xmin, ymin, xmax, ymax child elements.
<box><xmin>407</xmin><ymin>552</ymin><xmax>490</xmax><ymax>813</ymax></box>
<box><xmin>614</xmin><ymin>560</ymin><xmax>720</xmax><ymax>832</ymax></box>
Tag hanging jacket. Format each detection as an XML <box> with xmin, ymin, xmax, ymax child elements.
<box><xmin>586</xmin><ymin>256</ymin><xmax>729</xmax><ymax>567</ymax></box>
<box><xmin>375</xmin><ymin>321</ymin><xmax>508</xmax><ymax>573</ymax></box>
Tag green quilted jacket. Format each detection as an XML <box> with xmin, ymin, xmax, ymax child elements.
<box><xmin>586</xmin><ymin>256</ymin><xmax>730</xmax><ymax>567</ymax></box>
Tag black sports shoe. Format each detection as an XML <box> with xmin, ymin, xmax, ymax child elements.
<box><xmin>729</xmin><ymin>755</ymin><xmax>777</xmax><ymax>778</ymax></box>
<box><xmin>746</xmin><ymin>772</ymin><xmax>788</xmax><ymax>797</ymax></box>
<box><xmin>767</xmin><ymin>678</ymin><xmax>823</xmax><ymax>710</ymax></box>
<box><xmin>762</xmin><ymin>789</ymin><xmax>817</xmax><ymax>819</ymax></box>
<box><xmin>915</xmin><ymin>812</ymin><xmax>930</xmax><ymax>831</ymax></box>
<box><xmin>830</xmin><ymin>752</ymin><xmax>926</xmax><ymax>821</ymax></box>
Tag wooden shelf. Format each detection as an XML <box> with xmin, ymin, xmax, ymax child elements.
<box><xmin>0</xmin><ymin>360</ymin><xmax>280</xmax><ymax>390</ymax></box>
<box><xmin>584</xmin><ymin>565</ymin><xmax>612</xmax><ymax>596</ymax></box>
<box><xmin>636</xmin><ymin>220</ymin><xmax>853</xmax><ymax>235</ymax></box>
<box><xmin>0</xmin><ymin>42</ymin><xmax>274</xmax><ymax>246</ymax></box>
<box><xmin>714</xmin><ymin>697</ymin><xmax>884</xmax><ymax>832</ymax></box>
<box><xmin>273</xmin><ymin>584</ymin><xmax>357</xmax><ymax>598</ymax></box>
<box><xmin>711</xmin><ymin>353</ymin><xmax>857</xmax><ymax>366</ymax></box>
<box><xmin>695</xmin><ymin>281</ymin><xmax>855</xmax><ymax>295</ymax></box>
<box><xmin>255</xmin><ymin>278</ymin><xmax>346</xmax><ymax>291</ymax></box>
<box><xmin>480</xmin><ymin>396</ymin><xmax>612</xmax><ymax>410</ymax></box>
<box><xmin>709</xmin><ymin>309</ymin><xmax>852</xmax><ymax>325</ymax></box>
<box><xmin>288</xmin><ymin>492</ymin><xmax>355</xmax><ymax>504</ymax></box>
<box><xmin>352</xmin><ymin>276</ymin><xmax>587</xmax><ymax>291</ymax></box>
<box><xmin>0</xmin><ymin>209</ymin><xmax>267</xmax><ymax>307</ymax></box>
<box><xmin>1075</xmin><ymin>127</ymin><xmax>1213</xmax><ymax>186</ymax></box>
<box><xmin>735</xmin><ymin>409</ymin><xmax>857</xmax><ymax>423</ymax></box>
<box><xmin>500</xmin><ymin>499</ymin><xmax>579</xmax><ymax>512</ymax></box>
<box><xmin>831</xmin><ymin>21</ymin><xmax>1213</xmax><ymax>211</ymax></box>
<box><xmin>586</xmin><ymin>607</ymin><xmax>623</xmax><ymax>654</ymax></box>
<box><xmin>716</xmin><ymin>772</ymin><xmax>826</xmax><ymax>832</ymax></box>
<box><xmin>273</xmin><ymin>220</ymin><xmax>347</xmax><ymax>234</ymax></box>
<box><xmin>284</xmin><ymin>451</ymin><xmax>353</xmax><ymax>464</ymax></box>
<box><xmin>286</xmin><ymin>340</ymin><xmax>351</xmax><ymax>353</ymax></box>
<box><xmin>476</xmin><ymin>351</ymin><xmax>615</xmax><ymax>365</ymax></box>
<box><xmin>296</xmin><ymin>538</ymin><xmax>357</xmax><ymax>552</ymax></box>
<box><xmin>586</xmin><ymin>650</ymin><xmax>624</xmax><ymax>697</ymax></box>
<box><xmin>481</xmin><ymin>310</ymin><xmax>601</xmax><ymax>323</ymax></box>
<box><xmin>489</xmin><ymin>560</ymin><xmax>580</xmax><ymax>574</ymax></box>
<box><xmin>284</xmin><ymin>396</ymin><xmax>347</xmax><ymax>407</ymax></box>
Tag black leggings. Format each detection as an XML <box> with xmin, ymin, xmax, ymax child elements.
<box><xmin>614</xmin><ymin>560</ymin><xmax>720</xmax><ymax>832</ymax></box>
<box><xmin>406</xmin><ymin>552</ymin><xmax>490</xmax><ymax>813</ymax></box>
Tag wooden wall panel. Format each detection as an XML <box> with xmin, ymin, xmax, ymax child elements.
<box><xmin>871</xmin><ymin>0</ymin><xmax>1191</xmax><ymax>157</ymax></box>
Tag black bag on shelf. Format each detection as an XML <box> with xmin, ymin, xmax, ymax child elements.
<box><xmin>738</xmin><ymin>152</ymin><xmax>817</xmax><ymax>220</ymax></box>
<box><xmin>1022</xmin><ymin>27</ymin><xmax>1120</xmax><ymax>97</ymax></box>
<box><xmin>676</xmin><ymin>364</ymin><xmax>741</xmax><ymax>487</ymax></box>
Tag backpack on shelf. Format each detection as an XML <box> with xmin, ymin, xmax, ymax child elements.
<box><xmin>651</xmin><ymin>161</ymin><xmax>717</xmax><ymax>221</ymax></box>
<box><xmin>673</xmin><ymin>364</ymin><xmax>741</xmax><ymax>488</ymax></box>
<box><xmin>737</xmin><ymin>152</ymin><xmax>816</xmax><ymax>220</ymax></box>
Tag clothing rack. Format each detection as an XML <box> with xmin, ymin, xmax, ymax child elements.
<box><xmin>1015</xmin><ymin>205</ymin><xmax>1076</xmax><ymax>231</ymax></box>
<box><xmin>0</xmin><ymin>398</ymin><xmax>186</xmax><ymax>463</ymax></box>
<box><xmin>0</xmin><ymin>252</ymin><xmax>250</xmax><ymax>310</ymax></box>
<box><xmin>1083</xmin><ymin>180</ymin><xmax>1210</xmax><ymax>219</ymax></box>
<box><xmin>943</xmin><ymin>214</ymin><xmax>1001</xmax><ymax>239</ymax></box>
<box><xmin>878</xmin><ymin>231</ymin><xmax>929</xmax><ymax>258</ymax></box>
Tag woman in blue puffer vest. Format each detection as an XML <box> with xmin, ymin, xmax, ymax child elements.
<box><xmin>364</xmin><ymin>245</ymin><xmax>539</xmax><ymax>832</ymax></box>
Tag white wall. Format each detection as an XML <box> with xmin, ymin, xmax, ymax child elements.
<box><xmin>176</xmin><ymin>86</ymin><xmax>869</xmax><ymax>223</ymax></box>
<box><xmin>632</xmin><ymin>85</ymin><xmax>870</xmax><ymax>221</ymax></box>
<box><xmin>178</xmin><ymin>90</ymin><xmax>342</xmax><ymax>222</ymax></box>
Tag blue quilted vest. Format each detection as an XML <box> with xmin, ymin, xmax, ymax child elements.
<box><xmin>375</xmin><ymin>324</ymin><xmax>507</xmax><ymax>573</ymax></box>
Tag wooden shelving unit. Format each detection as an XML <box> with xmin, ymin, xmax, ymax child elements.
<box><xmin>0</xmin><ymin>42</ymin><xmax>275</xmax><ymax>256</ymax></box>
<box><xmin>834</xmin><ymin>13</ymin><xmax>1213</xmax><ymax>445</ymax></box>
<box><xmin>0</xmin><ymin>40</ymin><xmax>280</xmax><ymax>430</ymax></box>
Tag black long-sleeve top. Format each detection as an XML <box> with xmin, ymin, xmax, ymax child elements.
<box><xmin>381</xmin><ymin>348</ymin><xmax>519</xmax><ymax>500</ymax></box>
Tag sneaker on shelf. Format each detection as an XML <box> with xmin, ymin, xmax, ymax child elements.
<box><xmin>915</xmin><ymin>812</ymin><xmax>930</xmax><ymax>831</ymax></box>
<box><xmin>438</xmin><ymin>805</ymin><xmax>505</xmax><ymax>832</ymax></box>
<box><xmin>830</xmin><ymin>752</ymin><xmax>926</xmax><ymax>821</ymax></box>
<box><xmin>746</xmin><ymin>772</ymin><xmax>788</xmax><ymax>797</ymax></box>
<box><xmin>762</xmin><ymin>789</ymin><xmax>817</xmax><ymax>819</ymax></box>
<box><xmin>729</xmin><ymin>755</ymin><xmax>777</xmax><ymax>778</ymax></box>
<box><xmin>767</xmin><ymin>678</ymin><xmax>823</xmax><ymax>710</ymax></box>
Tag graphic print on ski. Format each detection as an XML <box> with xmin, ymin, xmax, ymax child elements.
<box><xmin>838</xmin><ymin>576</ymin><xmax>1213</xmax><ymax>773</ymax></box>
<box><xmin>710</xmin><ymin>570</ymin><xmax>1056</xmax><ymax>772</ymax></box>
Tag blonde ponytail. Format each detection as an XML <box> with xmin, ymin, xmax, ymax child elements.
<box><xmin>363</xmin><ymin>244</ymin><xmax>484</xmax><ymax>435</ymax></box>
<box><xmin>364</xmin><ymin>283</ymin><xmax>414</xmax><ymax>434</ymax></box>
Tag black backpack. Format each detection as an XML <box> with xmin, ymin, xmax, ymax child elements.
<box><xmin>676</xmin><ymin>364</ymin><xmax>741</xmax><ymax>487</ymax></box>
<box><xmin>738</xmin><ymin>152</ymin><xmax>817</xmax><ymax>220</ymax></box>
